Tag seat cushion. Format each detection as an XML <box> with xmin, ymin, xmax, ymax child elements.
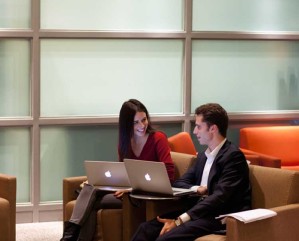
<box><xmin>195</xmin><ymin>234</ymin><xmax>226</xmax><ymax>241</ymax></box>
<box><xmin>170</xmin><ymin>151</ymin><xmax>197</xmax><ymax>180</ymax></box>
<box><xmin>249</xmin><ymin>165</ymin><xmax>299</xmax><ymax>208</ymax></box>
<box><xmin>65</xmin><ymin>200</ymin><xmax>76</xmax><ymax>220</ymax></box>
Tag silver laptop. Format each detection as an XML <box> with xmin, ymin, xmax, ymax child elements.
<box><xmin>84</xmin><ymin>160</ymin><xmax>131</xmax><ymax>191</ymax></box>
<box><xmin>124</xmin><ymin>159</ymin><xmax>195</xmax><ymax>197</ymax></box>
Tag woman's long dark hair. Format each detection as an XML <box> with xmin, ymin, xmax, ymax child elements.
<box><xmin>118</xmin><ymin>99</ymin><xmax>154</xmax><ymax>161</ymax></box>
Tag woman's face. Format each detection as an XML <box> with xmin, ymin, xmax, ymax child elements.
<box><xmin>133</xmin><ymin>111</ymin><xmax>148</xmax><ymax>137</ymax></box>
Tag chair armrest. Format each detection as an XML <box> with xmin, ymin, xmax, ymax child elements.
<box><xmin>63</xmin><ymin>176</ymin><xmax>87</xmax><ymax>221</ymax></box>
<box><xmin>226</xmin><ymin>204</ymin><xmax>299</xmax><ymax>241</ymax></box>
<box><xmin>240</xmin><ymin>148</ymin><xmax>281</xmax><ymax>168</ymax></box>
<box><xmin>0</xmin><ymin>174</ymin><xmax>16</xmax><ymax>204</ymax></box>
<box><xmin>243</xmin><ymin>154</ymin><xmax>261</xmax><ymax>166</ymax></box>
<box><xmin>0</xmin><ymin>173</ymin><xmax>16</xmax><ymax>241</ymax></box>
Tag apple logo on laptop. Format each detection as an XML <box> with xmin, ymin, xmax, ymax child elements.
<box><xmin>105</xmin><ymin>170</ymin><xmax>112</xmax><ymax>178</ymax></box>
<box><xmin>144</xmin><ymin>173</ymin><xmax>151</xmax><ymax>181</ymax></box>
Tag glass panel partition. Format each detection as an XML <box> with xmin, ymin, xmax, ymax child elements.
<box><xmin>41</xmin><ymin>0</ymin><xmax>184</xmax><ymax>31</ymax></box>
<box><xmin>193</xmin><ymin>0</ymin><xmax>299</xmax><ymax>32</ymax></box>
<box><xmin>41</xmin><ymin>39</ymin><xmax>183</xmax><ymax>117</ymax></box>
<box><xmin>0</xmin><ymin>128</ymin><xmax>30</xmax><ymax>203</ymax></box>
<box><xmin>0</xmin><ymin>40</ymin><xmax>31</xmax><ymax>117</ymax></box>
<box><xmin>192</xmin><ymin>40</ymin><xmax>299</xmax><ymax>112</ymax></box>
<box><xmin>0</xmin><ymin>0</ymin><xmax>31</xmax><ymax>29</ymax></box>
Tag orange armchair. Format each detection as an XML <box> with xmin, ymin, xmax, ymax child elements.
<box><xmin>239</xmin><ymin>126</ymin><xmax>299</xmax><ymax>170</ymax></box>
<box><xmin>168</xmin><ymin>132</ymin><xmax>197</xmax><ymax>155</ymax></box>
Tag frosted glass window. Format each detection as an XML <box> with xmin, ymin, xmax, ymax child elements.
<box><xmin>41</xmin><ymin>0</ymin><xmax>183</xmax><ymax>31</ymax></box>
<box><xmin>192</xmin><ymin>40</ymin><xmax>299</xmax><ymax>112</ymax></box>
<box><xmin>0</xmin><ymin>128</ymin><xmax>30</xmax><ymax>203</ymax></box>
<box><xmin>40</xmin><ymin>39</ymin><xmax>183</xmax><ymax>117</ymax></box>
<box><xmin>0</xmin><ymin>40</ymin><xmax>31</xmax><ymax>117</ymax></box>
<box><xmin>40</xmin><ymin>124</ymin><xmax>181</xmax><ymax>202</ymax></box>
<box><xmin>0</xmin><ymin>0</ymin><xmax>31</xmax><ymax>29</ymax></box>
<box><xmin>193</xmin><ymin>0</ymin><xmax>299</xmax><ymax>32</ymax></box>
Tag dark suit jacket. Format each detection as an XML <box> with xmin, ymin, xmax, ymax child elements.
<box><xmin>174</xmin><ymin>140</ymin><xmax>251</xmax><ymax>220</ymax></box>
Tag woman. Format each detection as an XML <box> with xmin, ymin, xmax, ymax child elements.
<box><xmin>61</xmin><ymin>99</ymin><xmax>174</xmax><ymax>241</ymax></box>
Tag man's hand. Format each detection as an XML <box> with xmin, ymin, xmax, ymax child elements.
<box><xmin>197</xmin><ymin>186</ymin><xmax>208</xmax><ymax>195</ymax></box>
<box><xmin>157</xmin><ymin>216</ymin><xmax>176</xmax><ymax>236</ymax></box>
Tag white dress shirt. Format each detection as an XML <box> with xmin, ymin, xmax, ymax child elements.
<box><xmin>179</xmin><ymin>139</ymin><xmax>227</xmax><ymax>223</ymax></box>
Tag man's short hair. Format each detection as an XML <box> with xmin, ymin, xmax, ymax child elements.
<box><xmin>195</xmin><ymin>103</ymin><xmax>228</xmax><ymax>137</ymax></box>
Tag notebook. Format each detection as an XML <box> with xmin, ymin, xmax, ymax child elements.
<box><xmin>84</xmin><ymin>160</ymin><xmax>131</xmax><ymax>191</ymax></box>
<box><xmin>124</xmin><ymin>159</ymin><xmax>195</xmax><ymax>197</ymax></box>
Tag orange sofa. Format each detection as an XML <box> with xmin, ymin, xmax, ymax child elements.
<box><xmin>239</xmin><ymin>126</ymin><xmax>299</xmax><ymax>170</ymax></box>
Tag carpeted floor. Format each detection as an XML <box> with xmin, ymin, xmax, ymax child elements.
<box><xmin>16</xmin><ymin>221</ymin><xmax>63</xmax><ymax>241</ymax></box>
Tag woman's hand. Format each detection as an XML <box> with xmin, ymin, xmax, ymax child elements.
<box><xmin>113</xmin><ymin>189</ymin><xmax>129</xmax><ymax>199</ymax></box>
<box><xmin>157</xmin><ymin>216</ymin><xmax>176</xmax><ymax>236</ymax></box>
<box><xmin>79</xmin><ymin>180</ymin><xmax>88</xmax><ymax>189</ymax></box>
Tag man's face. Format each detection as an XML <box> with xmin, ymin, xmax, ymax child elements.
<box><xmin>193</xmin><ymin>115</ymin><xmax>212</xmax><ymax>146</ymax></box>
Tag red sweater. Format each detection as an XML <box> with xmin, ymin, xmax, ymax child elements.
<box><xmin>124</xmin><ymin>131</ymin><xmax>175</xmax><ymax>183</ymax></box>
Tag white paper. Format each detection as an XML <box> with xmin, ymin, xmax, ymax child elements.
<box><xmin>216</xmin><ymin>208</ymin><xmax>277</xmax><ymax>224</ymax></box>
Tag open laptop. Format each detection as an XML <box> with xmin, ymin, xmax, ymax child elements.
<box><xmin>84</xmin><ymin>160</ymin><xmax>131</xmax><ymax>191</ymax></box>
<box><xmin>124</xmin><ymin>159</ymin><xmax>195</xmax><ymax>197</ymax></box>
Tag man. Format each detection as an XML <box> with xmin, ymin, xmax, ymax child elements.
<box><xmin>131</xmin><ymin>103</ymin><xmax>251</xmax><ymax>241</ymax></box>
